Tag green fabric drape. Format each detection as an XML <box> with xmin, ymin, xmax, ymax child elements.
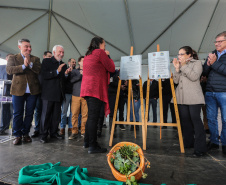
<box><xmin>19</xmin><ymin>162</ymin><xmax>193</xmax><ymax>185</ymax></box>
<box><xmin>18</xmin><ymin>162</ymin><xmax>125</xmax><ymax>185</ymax></box>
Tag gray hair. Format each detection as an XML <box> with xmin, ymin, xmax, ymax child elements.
<box><xmin>18</xmin><ymin>39</ymin><xmax>30</xmax><ymax>45</ymax></box>
<box><xmin>52</xmin><ymin>45</ymin><xmax>64</xmax><ymax>53</ymax></box>
<box><xmin>216</xmin><ymin>31</ymin><xmax>226</xmax><ymax>39</ymax></box>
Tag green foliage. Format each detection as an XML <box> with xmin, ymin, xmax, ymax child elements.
<box><xmin>108</xmin><ymin>144</ymin><xmax>150</xmax><ymax>185</ymax></box>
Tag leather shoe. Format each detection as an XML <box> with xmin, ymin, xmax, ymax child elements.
<box><xmin>207</xmin><ymin>141</ymin><xmax>219</xmax><ymax>151</ymax></box>
<box><xmin>31</xmin><ymin>131</ymin><xmax>39</xmax><ymax>138</ymax></box>
<box><xmin>40</xmin><ymin>137</ymin><xmax>48</xmax><ymax>144</ymax></box>
<box><xmin>83</xmin><ymin>143</ymin><xmax>89</xmax><ymax>148</ymax></box>
<box><xmin>22</xmin><ymin>135</ymin><xmax>32</xmax><ymax>143</ymax></box>
<box><xmin>193</xmin><ymin>151</ymin><xmax>206</xmax><ymax>157</ymax></box>
<box><xmin>13</xmin><ymin>137</ymin><xmax>22</xmax><ymax>145</ymax></box>
<box><xmin>88</xmin><ymin>145</ymin><xmax>107</xmax><ymax>154</ymax></box>
<box><xmin>222</xmin><ymin>145</ymin><xmax>226</xmax><ymax>155</ymax></box>
<box><xmin>50</xmin><ymin>133</ymin><xmax>64</xmax><ymax>139</ymax></box>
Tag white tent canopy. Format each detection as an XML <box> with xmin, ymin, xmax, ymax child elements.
<box><xmin>0</xmin><ymin>0</ymin><xmax>225</xmax><ymax>66</ymax></box>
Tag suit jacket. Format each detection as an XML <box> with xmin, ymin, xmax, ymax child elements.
<box><xmin>70</xmin><ymin>68</ymin><xmax>82</xmax><ymax>97</ymax></box>
<box><xmin>41</xmin><ymin>56</ymin><xmax>67</xmax><ymax>102</ymax></box>
<box><xmin>143</xmin><ymin>80</ymin><xmax>159</xmax><ymax>99</ymax></box>
<box><xmin>6</xmin><ymin>53</ymin><xmax>41</xmax><ymax>96</ymax></box>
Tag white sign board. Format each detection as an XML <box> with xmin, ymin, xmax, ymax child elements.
<box><xmin>148</xmin><ymin>51</ymin><xmax>170</xmax><ymax>79</ymax></box>
<box><xmin>120</xmin><ymin>55</ymin><xmax>142</xmax><ymax>80</ymax></box>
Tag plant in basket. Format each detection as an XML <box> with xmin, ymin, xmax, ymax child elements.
<box><xmin>107</xmin><ymin>142</ymin><xmax>150</xmax><ymax>185</ymax></box>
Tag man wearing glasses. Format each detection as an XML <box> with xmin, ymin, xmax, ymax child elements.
<box><xmin>203</xmin><ymin>31</ymin><xmax>226</xmax><ymax>154</ymax></box>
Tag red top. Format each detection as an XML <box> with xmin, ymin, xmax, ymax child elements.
<box><xmin>80</xmin><ymin>49</ymin><xmax>115</xmax><ymax>116</ymax></box>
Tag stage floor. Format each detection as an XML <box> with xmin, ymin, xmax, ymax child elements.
<box><xmin>0</xmin><ymin>125</ymin><xmax>226</xmax><ymax>185</ymax></box>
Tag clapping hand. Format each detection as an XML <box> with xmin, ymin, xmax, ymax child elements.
<box><xmin>57</xmin><ymin>63</ymin><xmax>65</xmax><ymax>73</ymax></box>
<box><xmin>65</xmin><ymin>67</ymin><xmax>72</xmax><ymax>75</ymax></box>
<box><xmin>207</xmin><ymin>53</ymin><xmax>217</xmax><ymax>66</ymax></box>
<box><xmin>24</xmin><ymin>54</ymin><xmax>30</xmax><ymax>67</ymax></box>
<box><xmin>173</xmin><ymin>58</ymin><xmax>180</xmax><ymax>72</ymax></box>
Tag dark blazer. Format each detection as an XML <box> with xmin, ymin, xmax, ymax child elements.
<box><xmin>143</xmin><ymin>80</ymin><xmax>159</xmax><ymax>99</ymax></box>
<box><xmin>70</xmin><ymin>68</ymin><xmax>82</xmax><ymax>97</ymax></box>
<box><xmin>6</xmin><ymin>53</ymin><xmax>41</xmax><ymax>96</ymax></box>
<box><xmin>41</xmin><ymin>56</ymin><xmax>67</xmax><ymax>102</ymax></box>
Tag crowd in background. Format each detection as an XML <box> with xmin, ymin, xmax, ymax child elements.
<box><xmin>0</xmin><ymin>31</ymin><xmax>226</xmax><ymax>156</ymax></box>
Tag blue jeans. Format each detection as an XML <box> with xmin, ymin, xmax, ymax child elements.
<box><xmin>34</xmin><ymin>94</ymin><xmax>42</xmax><ymax>132</ymax></box>
<box><xmin>205</xmin><ymin>92</ymin><xmax>226</xmax><ymax>145</ymax></box>
<box><xmin>144</xmin><ymin>98</ymin><xmax>157</xmax><ymax>122</ymax></box>
<box><xmin>12</xmin><ymin>94</ymin><xmax>38</xmax><ymax>137</ymax></box>
<box><xmin>60</xmin><ymin>94</ymin><xmax>72</xmax><ymax>129</ymax></box>
<box><xmin>130</xmin><ymin>99</ymin><xmax>140</xmax><ymax>122</ymax></box>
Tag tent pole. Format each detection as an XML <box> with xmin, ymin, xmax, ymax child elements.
<box><xmin>141</xmin><ymin>0</ymin><xmax>198</xmax><ymax>54</ymax></box>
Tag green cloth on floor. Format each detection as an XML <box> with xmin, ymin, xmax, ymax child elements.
<box><xmin>18</xmin><ymin>162</ymin><xmax>124</xmax><ymax>185</ymax></box>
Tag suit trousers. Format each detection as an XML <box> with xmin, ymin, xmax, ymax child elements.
<box><xmin>12</xmin><ymin>94</ymin><xmax>37</xmax><ymax>137</ymax></box>
<box><xmin>40</xmin><ymin>100</ymin><xmax>61</xmax><ymax>138</ymax></box>
<box><xmin>178</xmin><ymin>104</ymin><xmax>207</xmax><ymax>152</ymax></box>
<box><xmin>163</xmin><ymin>94</ymin><xmax>176</xmax><ymax>123</ymax></box>
<box><xmin>84</xmin><ymin>96</ymin><xmax>103</xmax><ymax>147</ymax></box>
<box><xmin>71</xmin><ymin>96</ymin><xmax>88</xmax><ymax>134</ymax></box>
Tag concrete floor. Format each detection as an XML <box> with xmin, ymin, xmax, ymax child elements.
<box><xmin>0</xmin><ymin>124</ymin><xmax>226</xmax><ymax>185</ymax></box>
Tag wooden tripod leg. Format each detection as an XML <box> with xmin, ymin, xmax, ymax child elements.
<box><xmin>170</xmin><ymin>75</ymin><xmax>185</xmax><ymax>153</ymax></box>
<box><xmin>139</xmin><ymin>77</ymin><xmax>146</xmax><ymax>150</ymax></box>
<box><xmin>130</xmin><ymin>80</ymin><xmax>136</xmax><ymax>138</ymax></box>
<box><xmin>145</xmin><ymin>78</ymin><xmax>150</xmax><ymax>139</ymax></box>
<box><xmin>109</xmin><ymin>79</ymin><xmax>121</xmax><ymax>146</ymax></box>
<box><xmin>158</xmin><ymin>79</ymin><xmax>163</xmax><ymax>139</ymax></box>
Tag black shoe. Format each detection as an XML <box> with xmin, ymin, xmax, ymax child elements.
<box><xmin>97</xmin><ymin>130</ymin><xmax>102</xmax><ymax>138</ymax></box>
<box><xmin>40</xmin><ymin>137</ymin><xmax>48</xmax><ymax>144</ymax></box>
<box><xmin>31</xmin><ymin>131</ymin><xmax>39</xmax><ymax>138</ymax></box>
<box><xmin>88</xmin><ymin>145</ymin><xmax>107</xmax><ymax>154</ymax></box>
<box><xmin>162</xmin><ymin>126</ymin><xmax>167</xmax><ymax>129</ymax></box>
<box><xmin>119</xmin><ymin>125</ymin><xmax>126</xmax><ymax>131</ymax></box>
<box><xmin>50</xmin><ymin>133</ymin><xmax>64</xmax><ymax>139</ymax></box>
<box><xmin>205</xmin><ymin>129</ymin><xmax>210</xmax><ymax>134</ymax></box>
<box><xmin>222</xmin><ymin>145</ymin><xmax>226</xmax><ymax>155</ymax></box>
<box><xmin>0</xmin><ymin>130</ymin><xmax>7</xmax><ymax>135</ymax></box>
<box><xmin>83</xmin><ymin>143</ymin><xmax>89</xmax><ymax>148</ymax></box>
<box><xmin>207</xmin><ymin>141</ymin><xmax>219</xmax><ymax>151</ymax></box>
<box><xmin>193</xmin><ymin>151</ymin><xmax>206</xmax><ymax>157</ymax></box>
<box><xmin>102</xmin><ymin>124</ymin><xmax>107</xmax><ymax>128</ymax></box>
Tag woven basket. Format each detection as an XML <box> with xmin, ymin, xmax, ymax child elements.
<box><xmin>107</xmin><ymin>142</ymin><xmax>145</xmax><ymax>182</ymax></box>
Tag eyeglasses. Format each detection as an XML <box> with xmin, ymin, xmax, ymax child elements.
<box><xmin>214</xmin><ymin>40</ymin><xmax>226</xmax><ymax>44</ymax></box>
<box><xmin>177</xmin><ymin>53</ymin><xmax>186</xmax><ymax>56</ymax></box>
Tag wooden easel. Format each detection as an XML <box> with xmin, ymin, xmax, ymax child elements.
<box><xmin>144</xmin><ymin>45</ymin><xmax>184</xmax><ymax>153</ymax></box>
<box><xmin>109</xmin><ymin>47</ymin><xmax>147</xmax><ymax>150</ymax></box>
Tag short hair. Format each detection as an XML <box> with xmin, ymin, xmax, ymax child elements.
<box><xmin>78</xmin><ymin>56</ymin><xmax>84</xmax><ymax>62</ymax></box>
<box><xmin>43</xmin><ymin>51</ymin><xmax>52</xmax><ymax>56</ymax></box>
<box><xmin>18</xmin><ymin>39</ymin><xmax>30</xmax><ymax>45</ymax></box>
<box><xmin>52</xmin><ymin>45</ymin><xmax>64</xmax><ymax>53</ymax></box>
<box><xmin>68</xmin><ymin>58</ymin><xmax>75</xmax><ymax>63</ymax></box>
<box><xmin>6</xmin><ymin>53</ymin><xmax>13</xmax><ymax>58</ymax></box>
<box><xmin>215</xmin><ymin>31</ymin><xmax>226</xmax><ymax>39</ymax></box>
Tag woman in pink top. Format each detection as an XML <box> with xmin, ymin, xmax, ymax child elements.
<box><xmin>80</xmin><ymin>36</ymin><xmax>115</xmax><ymax>154</ymax></box>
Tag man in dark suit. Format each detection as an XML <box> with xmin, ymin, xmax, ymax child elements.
<box><xmin>6</xmin><ymin>39</ymin><xmax>41</xmax><ymax>145</ymax></box>
<box><xmin>40</xmin><ymin>45</ymin><xmax>71</xmax><ymax>143</ymax></box>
